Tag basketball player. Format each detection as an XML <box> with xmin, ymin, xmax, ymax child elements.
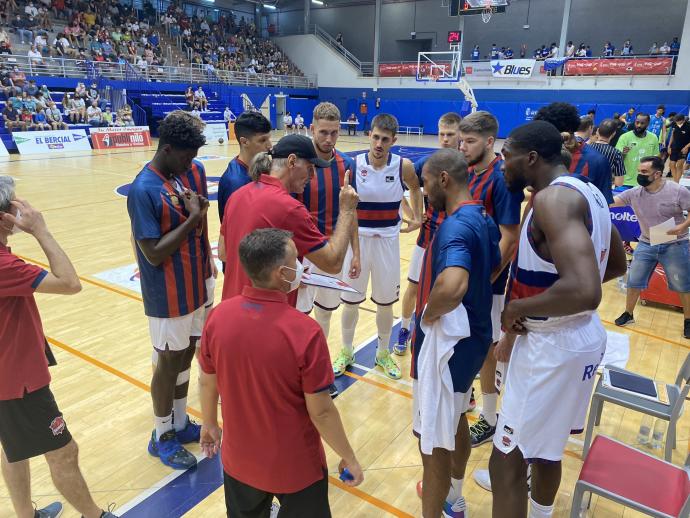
<box><xmin>489</xmin><ymin>121</ymin><xmax>626</xmax><ymax>518</ymax></box>
<box><xmin>127</xmin><ymin>111</ymin><xmax>208</xmax><ymax>470</ymax></box>
<box><xmin>396</xmin><ymin>112</ymin><xmax>461</xmax><ymax>356</ymax></box>
<box><xmin>457</xmin><ymin>111</ymin><xmax>522</xmax><ymax>448</ymax></box>
<box><xmin>217</xmin><ymin>111</ymin><xmax>272</xmax><ymax>222</ymax></box>
<box><xmin>412</xmin><ymin>148</ymin><xmax>501</xmax><ymax>518</ymax></box>
<box><xmin>332</xmin><ymin>113</ymin><xmax>423</xmax><ymax>380</ymax></box>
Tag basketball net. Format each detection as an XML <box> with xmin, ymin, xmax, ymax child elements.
<box><xmin>482</xmin><ymin>0</ymin><xmax>494</xmax><ymax>23</ymax></box>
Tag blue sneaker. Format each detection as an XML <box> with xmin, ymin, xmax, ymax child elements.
<box><xmin>443</xmin><ymin>496</ymin><xmax>467</xmax><ymax>518</ymax></box>
<box><xmin>148</xmin><ymin>430</ymin><xmax>197</xmax><ymax>470</ymax></box>
<box><xmin>393</xmin><ymin>327</ymin><xmax>411</xmax><ymax>356</ymax></box>
<box><xmin>175</xmin><ymin>417</ymin><xmax>201</xmax><ymax>444</ymax></box>
<box><xmin>35</xmin><ymin>502</ymin><xmax>63</xmax><ymax>518</ymax></box>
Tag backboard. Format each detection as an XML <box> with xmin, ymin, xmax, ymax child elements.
<box><xmin>416</xmin><ymin>46</ymin><xmax>461</xmax><ymax>83</ymax></box>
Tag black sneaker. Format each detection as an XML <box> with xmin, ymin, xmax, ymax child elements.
<box><xmin>470</xmin><ymin>415</ymin><xmax>497</xmax><ymax>447</ymax></box>
<box><xmin>615</xmin><ymin>312</ymin><xmax>635</xmax><ymax>327</ymax></box>
<box><xmin>684</xmin><ymin>319</ymin><xmax>690</xmax><ymax>339</ymax></box>
<box><xmin>328</xmin><ymin>384</ymin><xmax>339</xmax><ymax>398</ymax></box>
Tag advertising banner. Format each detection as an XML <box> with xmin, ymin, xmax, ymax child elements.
<box><xmin>490</xmin><ymin>59</ymin><xmax>536</xmax><ymax>78</ymax></box>
<box><xmin>378</xmin><ymin>62</ymin><xmax>452</xmax><ymax>78</ymax></box>
<box><xmin>13</xmin><ymin>130</ymin><xmax>91</xmax><ymax>154</ymax></box>
<box><xmin>565</xmin><ymin>57</ymin><xmax>673</xmax><ymax>76</ymax></box>
<box><xmin>203</xmin><ymin>122</ymin><xmax>229</xmax><ymax>143</ymax></box>
<box><xmin>610</xmin><ymin>206</ymin><xmax>640</xmax><ymax>242</ymax></box>
<box><xmin>90</xmin><ymin>126</ymin><xmax>152</xmax><ymax>150</ymax></box>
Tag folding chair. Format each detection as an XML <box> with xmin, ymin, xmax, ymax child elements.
<box><xmin>571</xmin><ymin>435</ymin><xmax>690</xmax><ymax>517</ymax></box>
<box><xmin>582</xmin><ymin>353</ymin><xmax>690</xmax><ymax>462</ymax></box>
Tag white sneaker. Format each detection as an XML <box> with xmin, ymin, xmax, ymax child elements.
<box><xmin>443</xmin><ymin>496</ymin><xmax>468</xmax><ymax>518</ymax></box>
<box><xmin>269</xmin><ymin>501</ymin><xmax>280</xmax><ymax>518</ymax></box>
<box><xmin>473</xmin><ymin>469</ymin><xmax>492</xmax><ymax>492</ymax></box>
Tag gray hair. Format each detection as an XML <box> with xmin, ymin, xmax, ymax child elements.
<box><xmin>249</xmin><ymin>152</ymin><xmax>287</xmax><ymax>182</ymax></box>
<box><xmin>239</xmin><ymin>228</ymin><xmax>293</xmax><ymax>283</ymax></box>
<box><xmin>0</xmin><ymin>176</ymin><xmax>16</xmax><ymax>213</ymax></box>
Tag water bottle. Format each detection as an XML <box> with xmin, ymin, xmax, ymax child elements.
<box><xmin>651</xmin><ymin>419</ymin><xmax>666</xmax><ymax>450</ymax></box>
<box><xmin>637</xmin><ymin>415</ymin><xmax>653</xmax><ymax>445</ymax></box>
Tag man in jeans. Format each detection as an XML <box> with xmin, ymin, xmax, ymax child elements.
<box><xmin>611</xmin><ymin>156</ymin><xmax>690</xmax><ymax>338</ymax></box>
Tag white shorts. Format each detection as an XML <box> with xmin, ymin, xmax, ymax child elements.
<box><xmin>493</xmin><ymin>314</ymin><xmax>606</xmax><ymax>462</ymax></box>
<box><xmin>490</xmin><ymin>294</ymin><xmax>505</xmax><ymax>344</ymax></box>
<box><xmin>412</xmin><ymin>380</ymin><xmax>473</xmax><ymax>439</ymax></box>
<box><xmin>407</xmin><ymin>244</ymin><xmax>426</xmax><ymax>284</ymax></box>
<box><xmin>296</xmin><ymin>259</ymin><xmax>343</xmax><ymax>313</ymax></box>
<box><xmin>341</xmin><ymin>234</ymin><xmax>400</xmax><ymax>306</ymax></box>
<box><xmin>148</xmin><ymin>306</ymin><xmax>206</xmax><ymax>351</ymax></box>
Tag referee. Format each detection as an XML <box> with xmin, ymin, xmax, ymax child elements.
<box><xmin>589</xmin><ymin>119</ymin><xmax>626</xmax><ymax>188</ymax></box>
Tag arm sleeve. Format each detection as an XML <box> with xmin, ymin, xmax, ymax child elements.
<box><xmin>678</xmin><ymin>185</ymin><xmax>690</xmax><ymax>211</ymax></box>
<box><xmin>300</xmin><ymin>324</ymin><xmax>335</xmax><ymax>394</ymax></box>
<box><xmin>616</xmin><ymin>188</ymin><xmax>633</xmax><ymax>206</ymax></box>
<box><xmin>436</xmin><ymin>222</ymin><xmax>473</xmax><ymax>274</ymax></box>
<box><xmin>492</xmin><ymin>175</ymin><xmax>524</xmax><ymax>226</ymax></box>
<box><xmin>198</xmin><ymin>318</ymin><xmax>216</xmax><ymax>374</ymax></box>
<box><xmin>0</xmin><ymin>252</ymin><xmax>48</xmax><ymax>297</ymax></box>
<box><xmin>289</xmin><ymin>203</ymin><xmax>328</xmax><ymax>255</ymax></box>
<box><xmin>127</xmin><ymin>186</ymin><xmax>162</xmax><ymax>240</ymax></box>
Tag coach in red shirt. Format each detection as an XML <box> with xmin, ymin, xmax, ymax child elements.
<box><xmin>0</xmin><ymin>177</ymin><xmax>117</xmax><ymax>518</ymax></box>
<box><xmin>218</xmin><ymin>134</ymin><xmax>359</xmax><ymax>305</ymax></box>
<box><xmin>200</xmin><ymin>228</ymin><xmax>363</xmax><ymax>517</ymax></box>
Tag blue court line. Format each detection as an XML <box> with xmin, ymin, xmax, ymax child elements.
<box><xmin>120</xmin><ymin>321</ymin><xmax>406</xmax><ymax>517</ymax></box>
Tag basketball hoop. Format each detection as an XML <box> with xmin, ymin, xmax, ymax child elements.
<box><xmin>457</xmin><ymin>78</ymin><xmax>478</xmax><ymax>113</ymax></box>
<box><xmin>481</xmin><ymin>0</ymin><xmax>494</xmax><ymax>23</ymax></box>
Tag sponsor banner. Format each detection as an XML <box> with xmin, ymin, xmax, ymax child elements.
<box><xmin>463</xmin><ymin>62</ymin><xmax>492</xmax><ymax>77</ymax></box>
<box><xmin>378</xmin><ymin>62</ymin><xmax>452</xmax><ymax>78</ymax></box>
<box><xmin>610</xmin><ymin>206</ymin><xmax>640</xmax><ymax>242</ymax></box>
<box><xmin>203</xmin><ymin>122</ymin><xmax>229</xmax><ymax>143</ymax></box>
<box><xmin>13</xmin><ymin>130</ymin><xmax>91</xmax><ymax>154</ymax></box>
<box><xmin>565</xmin><ymin>57</ymin><xmax>673</xmax><ymax>76</ymax></box>
<box><xmin>490</xmin><ymin>59</ymin><xmax>536</xmax><ymax>78</ymax></box>
<box><xmin>116</xmin><ymin>175</ymin><xmax>221</xmax><ymax>201</ymax></box>
<box><xmin>0</xmin><ymin>138</ymin><xmax>8</xmax><ymax>157</ymax></box>
<box><xmin>90</xmin><ymin>126</ymin><xmax>152</xmax><ymax>150</ymax></box>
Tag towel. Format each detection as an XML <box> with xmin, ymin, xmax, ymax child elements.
<box><xmin>413</xmin><ymin>304</ymin><xmax>471</xmax><ymax>455</ymax></box>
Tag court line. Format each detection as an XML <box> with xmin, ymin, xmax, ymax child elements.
<box><xmin>601</xmin><ymin>319</ymin><xmax>690</xmax><ymax>349</ymax></box>
<box><xmin>343</xmin><ymin>371</ymin><xmax>413</xmax><ymax>399</ymax></box>
<box><xmin>327</xmin><ymin>477</ymin><xmax>415</xmax><ymax>518</ymax></box>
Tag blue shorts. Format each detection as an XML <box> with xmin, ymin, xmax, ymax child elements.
<box><xmin>627</xmin><ymin>240</ymin><xmax>690</xmax><ymax>293</ymax></box>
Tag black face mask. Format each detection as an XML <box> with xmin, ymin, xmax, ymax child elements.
<box><xmin>637</xmin><ymin>174</ymin><xmax>654</xmax><ymax>187</ymax></box>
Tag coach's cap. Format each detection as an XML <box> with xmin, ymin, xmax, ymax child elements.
<box><xmin>270</xmin><ymin>135</ymin><xmax>330</xmax><ymax>168</ymax></box>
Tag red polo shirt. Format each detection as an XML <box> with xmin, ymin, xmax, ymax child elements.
<box><xmin>199</xmin><ymin>286</ymin><xmax>334</xmax><ymax>493</ymax></box>
<box><xmin>220</xmin><ymin>174</ymin><xmax>328</xmax><ymax>304</ymax></box>
<box><xmin>0</xmin><ymin>244</ymin><xmax>50</xmax><ymax>401</ymax></box>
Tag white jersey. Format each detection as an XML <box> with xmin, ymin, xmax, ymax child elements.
<box><xmin>506</xmin><ymin>175</ymin><xmax>611</xmax><ymax>327</ymax></box>
<box><xmin>283</xmin><ymin>115</ymin><xmax>293</xmax><ymax>125</ymax></box>
<box><xmin>353</xmin><ymin>152</ymin><xmax>405</xmax><ymax>238</ymax></box>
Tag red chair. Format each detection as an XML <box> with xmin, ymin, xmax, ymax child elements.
<box><xmin>571</xmin><ymin>436</ymin><xmax>690</xmax><ymax>517</ymax></box>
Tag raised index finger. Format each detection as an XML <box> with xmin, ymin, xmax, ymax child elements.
<box><xmin>343</xmin><ymin>169</ymin><xmax>350</xmax><ymax>187</ymax></box>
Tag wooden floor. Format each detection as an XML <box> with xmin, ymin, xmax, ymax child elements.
<box><xmin>0</xmin><ymin>134</ymin><xmax>688</xmax><ymax>518</ymax></box>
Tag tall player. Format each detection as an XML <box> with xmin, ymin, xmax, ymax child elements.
<box><xmin>397</xmin><ymin>112</ymin><xmax>461</xmax><ymax>355</ymax></box>
<box><xmin>458</xmin><ymin>111</ymin><xmax>522</xmax><ymax>447</ymax></box>
<box><xmin>297</xmin><ymin>103</ymin><xmax>360</xmax><ymax>339</ymax></box>
<box><xmin>332</xmin><ymin>113</ymin><xmax>423</xmax><ymax>380</ymax></box>
<box><xmin>489</xmin><ymin>121</ymin><xmax>626</xmax><ymax>518</ymax></box>
<box><xmin>127</xmin><ymin>111</ymin><xmax>208</xmax><ymax>470</ymax></box>
<box><xmin>217</xmin><ymin>111</ymin><xmax>272</xmax><ymax>222</ymax></box>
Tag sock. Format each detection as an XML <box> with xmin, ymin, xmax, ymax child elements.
<box><xmin>446</xmin><ymin>477</ymin><xmax>463</xmax><ymax>502</ymax></box>
<box><xmin>376</xmin><ymin>304</ymin><xmax>394</xmax><ymax>355</ymax></box>
<box><xmin>341</xmin><ymin>303</ymin><xmax>359</xmax><ymax>355</ymax></box>
<box><xmin>173</xmin><ymin>398</ymin><xmax>188</xmax><ymax>431</ymax></box>
<box><xmin>482</xmin><ymin>393</ymin><xmax>498</xmax><ymax>426</ymax></box>
<box><xmin>529</xmin><ymin>498</ymin><xmax>554</xmax><ymax>518</ymax></box>
<box><xmin>314</xmin><ymin>306</ymin><xmax>333</xmax><ymax>338</ymax></box>
<box><xmin>401</xmin><ymin>316</ymin><xmax>412</xmax><ymax>331</ymax></box>
<box><xmin>155</xmin><ymin>414</ymin><xmax>173</xmax><ymax>440</ymax></box>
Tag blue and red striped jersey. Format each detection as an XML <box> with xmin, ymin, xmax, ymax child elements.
<box><xmin>569</xmin><ymin>143</ymin><xmax>613</xmax><ymax>204</ymax></box>
<box><xmin>127</xmin><ymin>164</ymin><xmax>207</xmax><ymax>318</ymax></box>
<box><xmin>298</xmin><ymin>149</ymin><xmax>355</xmax><ymax>237</ymax></box>
<box><xmin>414</xmin><ymin>154</ymin><xmax>446</xmax><ymax>249</ymax></box>
<box><xmin>468</xmin><ymin>155</ymin><xmax>524</xmax><ymax>294</ymax></box>
<box><xmin>180</xmin><ymin>160</ymin><xmax>212</xmax><ymax>280</ymax></box>
<box><xmin>218</xmin><ymin>156</ymin><xmax>250</xmax><ymax>223</ymax></box>
<box><xmin>411</xmin><ymin>201</ymin><xmax>501</xmax><ymax>391</ymax></box>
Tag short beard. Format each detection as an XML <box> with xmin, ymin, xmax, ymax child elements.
<box><xmin>467</xmin><ymin>149</ymin><xmax>487</xmax><ymax>168</ymax></box>
<box><xmin>634</xmin><ymin>128</ymin><xmax>647</xmax><ymax>137</ymax></box>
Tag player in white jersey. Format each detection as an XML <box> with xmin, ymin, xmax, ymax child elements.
<box><xmin>332</xmin><ymin>113</ymin><xmax>423</xmax><ymax>380</ymax></box>
<box><xmin>488</xmin><ymin>121</ymin><xmax>627</xmax><ymax>518</ymax></box>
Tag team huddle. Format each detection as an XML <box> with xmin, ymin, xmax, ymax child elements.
<box><xmin>123</xmin><ymin>101</ymin><xmax>627</xmax><ymax>518</ymax></box>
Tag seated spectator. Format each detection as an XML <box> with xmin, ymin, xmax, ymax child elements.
<box><xmin>87</xmin><ymin>100</ymin><xmax>106</xmax><ymax>127</ymax></box>
<box><xmin>119</xmin><ymin>104</ymin><xmax>134</xmax><ymax>126</ymax></box>
<box><xmin>33</xmin><ymin>108</ymin><xmax>50</xmax><ymax>130</ymax></box>
<box><xmin>28</xmin><ymin>45</ymin><xmax>44</xmax><ymax>67</ymax></box>
<box><xmin>347</xmin><ymin>113</ymin><xmax>358</xmax><ymax>136</ymax></box>
<box><xmin>190</xmin><ymin>103</ymin><xmax>201</xmax><ymax>118</ymax></box>
<box><xmin>0</xmin><ymin>41</ymin><xmax>11</xmax><ymax>55</ymax></box>
<box><xmin>12</xmin><ymin>14</ymin><xmax>34</xmax><ymax>45</ymax></box>
<box><xmin>604</xmin><ymin>41</ymin><xmax>615</xmax><ymax>56</ymax></box>
<box><xmin>25</xmin><ymin>1</ymin><xmax>38</xmax><ymax>18</ymax></box>
<box><xmin>649</xmin><ymin>42</ymin><xmax>659</xmax><ymax>55</ymax></box>
<box><xmin>21</xmin><ymin>92</ymin><xmax>37</xmax><ymax>114</ymax></box>
<box><xmin>37</xmin><ymin>5</ymin><xmax>51</xmax><ymax>31</ymax></box>
<box><xmin>660</xmin><ymin>41</ymin><xmax>671</xmax><ymax>54</ymax></box>
<box><xmin>72</xmin><ymin>94</ymin><xmax>86</xmax><ymax>123</ymax></box>
<box><xmin>0</xmin><ymin>28</ymin><xmax>9</xmax><ymax>46</ymax></box>
<box><xmin>52</xmin><ymin>0</ymin><xmax>66</xmax><ymax>20</ymax></box>
<box><xmin>0</xmin><ymin>66</ymin><xmax>14</xmax><ymax>98</ymax></box>
<box><xmin>621</xmin><ymin>39</ymin><xmax>633</xmax><ymax>56</ymax></box>
<box><xmin>24</xmin><ymin>80</ymin><xmax>39</xmax><ymax>97</ymax></box>
<box><xmin>102</xmin><ymin>106</ymin><xmax>114</xmax><ymax>126</ymax></box>
<box><xmin>45</xmin><ymin>101</ymin><xmax>67</xmax><ymax>130</ymax></box>
<box><xmin>194</xmin><ymin>86</ymin><xmax>208</xmax><ymax>111</ymax></box>
<box><xmin>39</xmin><ymin>84</ymin><xmax>52</xmax><ymax>102</ymax></box>
<box><xmin>75</xmin><ymin>82</ymin><xmax>86</xmax><ymax>98</ymax></box>
<box><xmin>20</xmin><ymin>108</ymin><xmax>36</xmax><ymax>130</ymax></box>
<box><xmin>2</xmin><ymin>102</ymin><xmax>24</xmax><ymax>132</ymax></box>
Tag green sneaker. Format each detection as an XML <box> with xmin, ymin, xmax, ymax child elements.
<box><xmin>375</xmin><ymin>350</ymin><xmax>401</xmax><ymax>380</ymax></box>
<box><xmin>332</xmin><ymin>348</ymin><xmax>355</xmax><ymax>377</ymax></box>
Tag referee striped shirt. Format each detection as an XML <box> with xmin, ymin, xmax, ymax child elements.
<box><xmin>589</xmin><ymin>141</ymin><xmax>625</xmax><ymax>178</ymax></box>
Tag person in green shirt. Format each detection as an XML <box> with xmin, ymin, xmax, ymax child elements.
<box><xmin>616</xmin><ymin>113</ymin><xmax>659</xmax><ymax>187</ymax></box>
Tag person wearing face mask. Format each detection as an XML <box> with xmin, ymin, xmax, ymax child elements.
<box><xmin>218</xmin><ymin>134</ymin><xmax>359</xmax><ymax>308</ymax></box>
<box><xmin>200</xmin><ymin>229</ymin><xmax>363</xmax><ymax>517</ymax></box>
<box><xmin>0</xmin><ymin>176</ymin><xmax>119</xmax><ymax>518</ymax></box>
<box><xmin>611</xmin><ymin>156</ymin><xmax>690</xmax><ymax>337</ymax></box>
<box><xmin>616</xmin><ymin>113</ymin><xmax>660</xmax><ymax>188</ymax></box>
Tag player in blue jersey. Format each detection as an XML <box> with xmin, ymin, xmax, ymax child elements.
<box><xmin>217</xmin><ymin>111</ymin><xmax>272</xmax><ymax>222</ymax></box>
<box><xmin>127</xmin><ymin>111</ymin><xmax>208</xmax><ymax>470</ymax></box>
<box><xmin>412</xmin><ymin>148</ymin><xmax>501</xmax><ymax>518</ymax></box>
<box><xmin>397</xmin><ymin>112</ymin><xmax>461</xmax><ymax>355</ymax></box>
<box><xmin>458</xmin><ymin>111</ymin><xmax>523</xmax><ymax>448</ymax></box>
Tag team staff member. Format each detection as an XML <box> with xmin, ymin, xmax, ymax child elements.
<box><xmin>616</xmin><ymin>113</ymin><xmax>660</xmax><ymax>187</ymax></box>
<box><xmin>217</xmin><ymin>111</ymin><xmax>272</xmax><ymax>222</ymax></box>
<box><xmin>127</xmin><ymin>111</ymin><xmax>208</xmax><ymax>470</ymax></box>
<box><xmin>0</xmin><ymin>178</ymin><xmax>118</xmax><ymax>518</ymax></box>
<box><xmin>199</xmin><ymin>229</ymin><xmax>363</xmax><ymax>518</ymax></box>
<box><xmin>218</xmin><ymin>134</ymin><xmax>359</xmax><ymax>306</ymax></box>
<box><xmin>611</xmin><ymin>156</ymin><xmax>690</xmax><ymax>338</ymax></box>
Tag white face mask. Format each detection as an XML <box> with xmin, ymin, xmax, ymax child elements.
<box><xmin>281</xmin><ymin>259</ymin><xmax>304</xmax><ymax>293</ymax></box>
